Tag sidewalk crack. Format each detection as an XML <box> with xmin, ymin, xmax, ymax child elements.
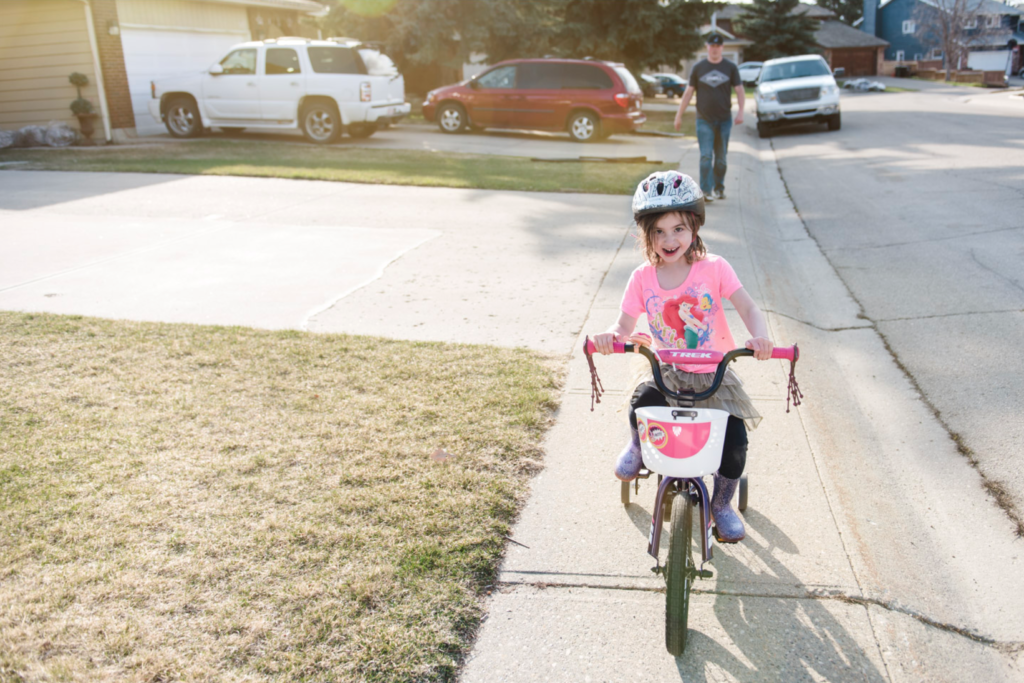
<box><xmin>495</xmin><ymin>580</ymin><xmax>1024</xmax><ymax>654</ymax></box>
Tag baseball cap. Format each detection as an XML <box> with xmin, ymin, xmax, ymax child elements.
<box><xmin>706</xmin><ymin>33</ymin><xmax>724</xmax><ymax>45</ymax></box>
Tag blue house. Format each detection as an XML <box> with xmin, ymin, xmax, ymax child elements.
<box><xmin>859</xmin><ymin>0</ymin><xmax>1024</xmax><ymax>74</ymax></box>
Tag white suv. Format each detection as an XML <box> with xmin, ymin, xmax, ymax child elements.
<box><xmin>753</xmin><ymin>55</ymin><xmax>841</xmax><ymax>138</ymax></box>
<box><xmin>149</xmin><ymin>38</ymin><xmax>411</xmax><ymax>143</ymax></box>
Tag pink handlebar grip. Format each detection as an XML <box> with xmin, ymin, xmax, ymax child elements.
<box><xmin>585</xmin><ymin>339</ymin><xmax>626</xmax><ymax>354</ymax></box>
<box><xmin>771</xmin><ymin>345</ymin><xmax>799</xmax><ymax>362</ymax></box>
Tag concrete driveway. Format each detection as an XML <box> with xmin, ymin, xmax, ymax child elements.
<box><xmin>0</xmin><ymin>170</ymin><xmax>632</xmax><ymax>357</ymax></box>
<box><xmin>134</xmin><ymin>122</ymin><xmax>691</xmax><ymax>163</ymax></box>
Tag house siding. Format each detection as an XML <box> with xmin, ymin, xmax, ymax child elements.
<box><xmin>878</xmin><ymin>0</ymin><xmax>930</xmax><ymax>60</ymax></box>
<box><xmin>116</xmin><ymin>0</ymin><xmax>251</xmax><ymax>33</ymax></box>
<box><xmin>0</xmin><ymin>0</ymin><xmax>101</xmax><ymax>130</ymax></box>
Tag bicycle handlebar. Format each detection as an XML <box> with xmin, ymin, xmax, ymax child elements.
<box><xmin>583</xmin><ymin>339</ymin><xmax>798</xmax><ymax>363</ymax></box>
<box><xmin>583</xmin><ymin>338</ymin><xmax>799</xmax><ymax>404</ymax></box>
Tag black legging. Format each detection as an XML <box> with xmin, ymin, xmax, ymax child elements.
<box><xmin>629</xmin><ymin>381</ymin><xmax>747</xmax><ymax>479</ymax></box>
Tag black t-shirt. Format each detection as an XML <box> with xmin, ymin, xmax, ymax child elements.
<box><xmin>688</xmin><ymin>59</ymin><xmax>741</xmax><ymax>122</ymax></box>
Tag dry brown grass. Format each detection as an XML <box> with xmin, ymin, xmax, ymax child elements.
<box><xmin>0</xmin><ymin>312</ymin><xmax>560</xmax><ymax>682</ymax></box>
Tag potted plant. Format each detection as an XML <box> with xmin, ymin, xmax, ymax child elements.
<box><xmin>68</xmin><ymin>72</ymin><xmax>99</xmax><ymax>143</ymax></box>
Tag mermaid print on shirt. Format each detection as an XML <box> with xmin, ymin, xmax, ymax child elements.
<box><xmin>643</xmin><ymin>283</ymin><xmax>719</xmax><ymax>350</ymax></box>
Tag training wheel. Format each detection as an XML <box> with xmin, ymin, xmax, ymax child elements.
<box><xmin>621</xmin><ymin>480</ymin><xmax>631</xmax><ymax>505</ymax></box>
<box><xmin>738</xmin><ymin>473</ymin><xmax>748</xmax><ymax>512</ymax></box>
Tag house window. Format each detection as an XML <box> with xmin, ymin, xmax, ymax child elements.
<box><xmin>963</xmin><ymin>17</ymin><xmax>978</xmax><ymax>29</ymax></box>
<box><xmin>896</xmin><ymin>50</ymin><xmax>905</xmax><ymax>61</ymax></box>
<box><xmin>902</xmin><ymin>20</ymin><xmax>915</xmax><ymax>34</ymax></box>
<box><xmin>914</xmin><ymin>53</ymin><xmax>923</xmax><ymax>60</ymax></box>
<box><xmin>985</xmin><ymin>14</ymin><xmax>1000</xmax><ymax>28</ymax></box>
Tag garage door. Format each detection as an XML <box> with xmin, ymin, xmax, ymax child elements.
<box><xmin>120</xmin><ymin>28</ymin><xmax>247</xmax><ymax>135</ymax></box>
<box><xmin>832</xmin><ymin>48</ymin><xmax>877</xmax><ymax>77</ymax></box>
<box><xmin>116</xmin><ymin>0</ymin><xmax>250</xmax><ymax>135</ymax></box>
<box><xmin>967</xmin><ymin>50</ymin><xmax>1010</xmax><ymax>73</ymax></box>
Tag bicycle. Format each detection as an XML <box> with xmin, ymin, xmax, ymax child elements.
<box><xmin>583</xmin><ymin>338</ymin><xmax>801</xmax><ymax>656</ymax></box>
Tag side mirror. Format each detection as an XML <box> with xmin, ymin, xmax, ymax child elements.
<box><xmin>209</xmin><ymin>63</ymin><xmax>224</xmax><ymax>76</ymax></box>
<box><xmin>468</xmin><ymin>79</ymin><xmax>480</xmax><ymax>90</ymax></box>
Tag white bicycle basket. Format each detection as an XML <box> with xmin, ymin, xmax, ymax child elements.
<box><xmin>635</xmin><ymin>406</ymin><xmax>729</xmax><ymax>478</ymax></box>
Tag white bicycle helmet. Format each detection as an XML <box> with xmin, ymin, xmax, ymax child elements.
<box><xmin>632</xmin><ymin>171</ymin><xmax>705</xmax><ymax>226</ymax></box>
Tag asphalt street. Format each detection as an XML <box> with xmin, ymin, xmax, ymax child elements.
<box><xmin>1</xmin><ymin>80</ymin><xmax>1022</xmax><ymax>681</ymax></box>
<box><xmin>768</xmin><ymin>81</ymin><xmax>1024</xmax><ymax>534</ymax></box>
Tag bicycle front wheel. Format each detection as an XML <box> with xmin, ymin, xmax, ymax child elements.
<box><xmin>665</xmin><ymin>490</ymin><xmax>694</xmax><ymax>656</ymax></box>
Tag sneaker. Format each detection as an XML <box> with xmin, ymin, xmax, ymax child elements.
<box><xmin>713</xmin><ymin>189</ymin><xmax>726</xmax><ymax>200</ymax></box>
<box><xmin>703</xmin><ymin>192</ymin><xmax>715</xmax><ymax>203</ymax></box>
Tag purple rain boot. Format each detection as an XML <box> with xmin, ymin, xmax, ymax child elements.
<box><xmin>711</xmin><ymin>473</ymin><xmax>745</xmax><ymax>543</ymax></box>
<box><xmin>614</xmin><ymin>427</ymin><xmax>643</xmax><ymax>482</ymax></box>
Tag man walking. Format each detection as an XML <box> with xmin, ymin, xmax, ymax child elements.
<box><xmin>674</xmin><ymin>34</ymin><xmax>744</xmax><ymax>202</ymax></box>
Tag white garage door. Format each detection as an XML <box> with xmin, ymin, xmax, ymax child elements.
<box><xmin>121</xmin><ymin>29</ymin><xmax>247</xmax><ymax>135</ymax></box>
<box><xmin>967</xmin><ymin>50</ymin><xmax>1011</xmax><ymax>73</ymax></box>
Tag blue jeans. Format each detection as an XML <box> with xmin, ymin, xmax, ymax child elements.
<box><xmin>695</xmin><ymin>117</ymin><xmax>732</xmax><ymax>196</ymax></box>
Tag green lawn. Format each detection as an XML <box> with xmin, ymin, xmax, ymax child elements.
<box><xmin>0</xmin><ymin>311</ymin><xmax>560</xmax><ymax>682</ymax></box>
<box><xmin>637</xmin><ymin>109</ymin><xmax>695</xmax><ymax>136</ymax></box>
<box><xmin>0</xmin><ymin>140</ymin><xmax>671</xmax><ymax>194</ymax></box>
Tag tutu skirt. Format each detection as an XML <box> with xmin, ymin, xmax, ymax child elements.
<box><xmin>630</xmin><ymin>360</ymin><xmax>762</xmax><ymax>431</ymax></box>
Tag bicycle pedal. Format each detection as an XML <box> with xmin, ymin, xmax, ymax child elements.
<box><xmin>697</xmin><ymin>569</ymin><xmax>714</xmax><ymax>579</ymax></box>
<box><xmin>651</xmin><ymin>564</ymin><xmax>664</xmax><ymax>576</ymax></box>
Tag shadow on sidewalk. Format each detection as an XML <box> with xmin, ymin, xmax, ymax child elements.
<box><xmin>673</xmin><ymin>508</ymin><xmax>887</xmax><ymax>681</ymax></box>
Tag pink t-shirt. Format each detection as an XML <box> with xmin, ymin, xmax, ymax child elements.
<box><xmin>621</xmin><ymin>255</ymin><xmax>743</xmax><ymax>374</ymax></box>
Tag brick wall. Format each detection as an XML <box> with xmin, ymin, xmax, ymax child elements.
<box><xmin>88</xmin><ymin>0</ymin><xmax>135</xmax><ymax>130</ymax></box>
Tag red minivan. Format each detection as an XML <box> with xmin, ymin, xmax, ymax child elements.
<box><xmin>422</xmin><ymin>58</ymin><xmax>645</xmax><ymax>142</ymax></box>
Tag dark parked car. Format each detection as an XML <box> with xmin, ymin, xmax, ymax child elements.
<box><xmin>639</xmin><ymin>74</ymin><xmax>662</xmax><ymax>98</ymax></box>
<box><xmin>422</xmin><ymin>58</ymin><xmax>646</xmax><ymax>142</ymax></box>
<box><xmin>652</xmin><ymin>73</ymin><xmax>686</xmax><ymax>97</ymax></box>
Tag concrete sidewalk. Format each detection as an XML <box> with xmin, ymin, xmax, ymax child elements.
<box><xmin>458</xmin><ymin>127</ymin><xmax>1024</xmax><ymax>681</ymax></box>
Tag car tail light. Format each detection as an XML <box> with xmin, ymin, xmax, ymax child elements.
<box><xmin>360</xmin><ymin>82</ymin><xmax>371</xmax><ymax>102</ymax></box>
<box><xmin>614</xmin><ymin>93</ymin><xmax>630</xmax><ymax>108</ymax></box>
<box><xmin>151</xmin><ymin>81</ymin><xmax>156</xmax><ymax>99</ymax></box>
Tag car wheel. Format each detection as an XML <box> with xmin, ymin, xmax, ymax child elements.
<box><xmin>568</xmin><ymin>111</ymin><xmax>600</xmax><ymax>142</ymax></box>
<box><xmin>757</xmin><ymin>121</ymin><xmax>771</xmax><ymax>139</ymax></box>
<box><xmin>165</xmin><ymin>97</ymin><xmax>202</xmax><ymax>138</ymax></box>
<box><xmin>301</xmin><ymin>100</ymin><xmax>341</xmax><ymax>144</ymax></box>
<box><xmin>437</xmin><ymin>102</ymin><xmax>468</xmax><ymax>134</ymax></box>
<box><xmin>827</xmin><ymin>113</ymin><xmax>841</xmax><ymax>131</ymax></box>
<box><xmin>347</xmin><ymin>122</ymin><xmax>377</xmax><ymax>139</ymax></box>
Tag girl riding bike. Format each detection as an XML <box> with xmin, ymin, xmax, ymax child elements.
<box><xmin>590</xmin><ymin>170</ymin><xmax>772</xmax><ymax>544</ymax></box>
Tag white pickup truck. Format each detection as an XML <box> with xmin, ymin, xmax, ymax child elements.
<box><xmin>149</xmin><ymin>37</ymin><xmax>410</xmax><ymax>143</ymax></box>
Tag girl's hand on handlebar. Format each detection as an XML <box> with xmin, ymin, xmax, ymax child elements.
<box><xmin>592</xmin><ymin>331</ymin><xmax>622</xmax><ymax>355</ymax></box>
<box><xmin>745</xmin><ymin>337</ymin><xmax>773</xmax><ymax>360</ymax></box>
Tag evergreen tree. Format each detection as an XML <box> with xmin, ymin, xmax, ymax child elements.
<box><xmin>736</xmin><ymin>0</ymin><xmax>820</xmax><ymax>62</ymax></box>
<box><xmin>815</xmin><ymin>0</ymin><xmax>863</xmax><ymax>25</ymax></box>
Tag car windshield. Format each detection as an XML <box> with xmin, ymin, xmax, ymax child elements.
<box><xmin>359</xmin><ymin>49</ymin><xmax>399</xmax><ymax>77</ymax></box>
<box><xmin>613</xmin><ymin>66</ymin><xmax>642</xmax><ymax>94</ymax></box>
<box><xmin>760</xmin><ymin>59</ymin><xmax>830</xmax><ymax>82</ymax></box>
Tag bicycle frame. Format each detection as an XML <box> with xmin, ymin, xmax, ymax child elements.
<box><xmin>583</xmin><ymin>336</ymin><xmax>800</xmax><ymax>566</ymax></box>
<box><xmin>650</xmin><ymin>476</ymin><xmax>714</xmax><ymax>564</ymax></box>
